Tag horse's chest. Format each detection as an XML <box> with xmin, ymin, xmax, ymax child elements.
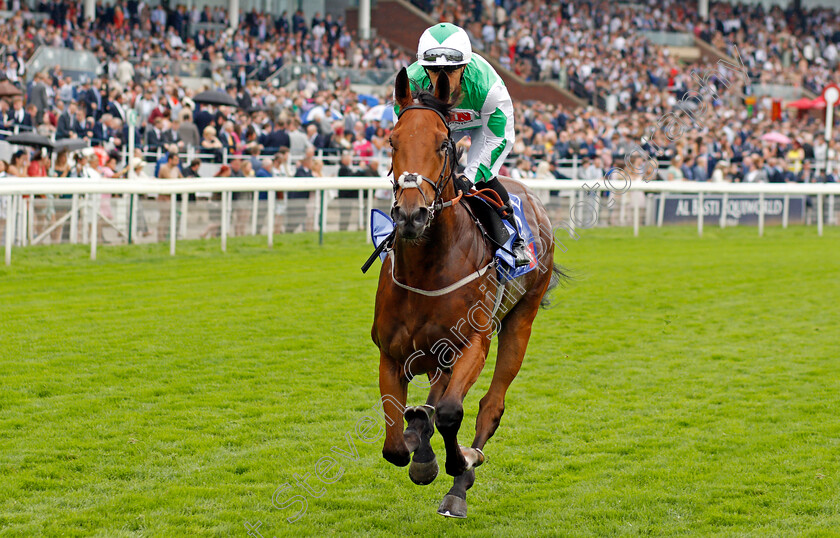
<box><xmin>377</xmin><ymin>320</ymin><xmax>450</xmax><ymax>363</ymax></box>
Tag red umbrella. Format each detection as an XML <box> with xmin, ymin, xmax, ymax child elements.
<box><xmin>786</xmin><ymin>97</ymin><xmax>817</xmax><ymax>110</ymax></box>
<box><xmin>809</xmin><ymin>95</ymin><xmax>828</xmax><ymax>109</ymax></box>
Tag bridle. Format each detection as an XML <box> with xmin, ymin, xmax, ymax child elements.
<box><xmin>391</xmin><ymin>105</ymin><xmax>462</xmax><ymax>227</ymax></box>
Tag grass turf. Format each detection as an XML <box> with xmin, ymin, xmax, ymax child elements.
<box><xmin>0</xmin><ymin>226</ymin><xmax>838</xmax><ymax>537</ymax></box>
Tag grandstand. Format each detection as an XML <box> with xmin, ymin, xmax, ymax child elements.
<box><xmin>0</xmin><ymin>0</ymin><xmax>839</xmax><ymax>248</ymax></box>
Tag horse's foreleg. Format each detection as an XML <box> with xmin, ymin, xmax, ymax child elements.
<box><xmin>404</xmin><ymin>370</ymin><xmax>451</xmax><ymax>485</ymax></box>
<box><xmin>379</xmin><ymin>352</ymin><xmax>410</xmax><ymax>467</ymax></box>
<box><xmin>436</xmin><ymin>339</ymin><xmax>489</xmax><ymax>478</ymax></box>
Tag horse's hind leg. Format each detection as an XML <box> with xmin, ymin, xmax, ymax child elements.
<box><xmin>436</xmin><ymin>288</ymin><xmax>544</xmax><ymax>519</ymax></box>
<box><xmin>472</xmin><ymin>287</ymin><xmax>545</xmax><ymax>451</ymax></box>
<box><xmin>405</xmin><ymin>371</ymin><xmax>450</xmax><ymax>485</ymax></box>
<box><xmin>438</xmin><ymin>469</ymin><xmax>475</xmax><ymax>518</ymax></box>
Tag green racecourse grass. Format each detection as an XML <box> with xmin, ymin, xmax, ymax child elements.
<box><xmin>1</xmin><ymin>226</ymin><xmax>839</xmax><ymax>537</ymax></box>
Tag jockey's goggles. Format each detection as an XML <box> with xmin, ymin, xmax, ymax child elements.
<box><xmin>418</xmin><ymin>47</ymin><xmax>466</xmax><ymax>65</ymax></box>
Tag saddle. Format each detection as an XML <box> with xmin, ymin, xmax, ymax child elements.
<box><xmin>453</xmin><ymin>176</ymin><xmax>513</xmax><ymax>255</ymax></box>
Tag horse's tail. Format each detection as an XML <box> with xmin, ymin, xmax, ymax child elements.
<box><xmin>540</xmin><ymin>263</ymin><xmax>570</xmax><ymax>309</ymax></box>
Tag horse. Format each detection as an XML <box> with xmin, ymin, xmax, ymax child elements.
<box><xmin>371</xmin><ymin>67</ymin><xmax>566</xmax><ymax>519</ymax></box>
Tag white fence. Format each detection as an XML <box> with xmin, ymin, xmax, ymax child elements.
<box><xmin>1</xmin><ymin>177</ymin><xmax>839</xmax><ymax>266</ymax></box>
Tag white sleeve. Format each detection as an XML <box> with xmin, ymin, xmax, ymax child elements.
<box><xmin>463</xmin><ymin>82</ymin><xmax>515</xmax><ymax>183</ymax></box>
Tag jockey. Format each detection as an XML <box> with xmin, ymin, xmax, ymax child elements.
<box><xmin>400</xmin><ymin>22</ymin><xmax>531</xmax><ymax>267</ymax></box>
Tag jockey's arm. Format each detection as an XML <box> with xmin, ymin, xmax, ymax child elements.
<box><xmin>463</xmin><ymin>83</ymin><xmax>515</xmax><ymax>184</ymax></box>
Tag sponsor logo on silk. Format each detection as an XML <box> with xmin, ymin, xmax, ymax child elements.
<box><xmin>448</xmin><ymin>110</ymin><xmax>478</xmax><ymax>124</ymax></box>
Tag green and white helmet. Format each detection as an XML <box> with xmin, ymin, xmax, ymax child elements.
<box><xmin>417</xmin><ymin>23</ymin><xmax>472</xmax><ymax>67</ymax></box>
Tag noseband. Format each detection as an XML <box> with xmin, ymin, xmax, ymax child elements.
<box><xmin>391</xmin><ymin>105</ymin><xmax>461</xmax><ymax>225</ymax></box>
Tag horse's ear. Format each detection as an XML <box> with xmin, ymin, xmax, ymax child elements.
<box><xmin>433</xmin><ymin>72</ymin><xmax>450</xmax><ymax>104</ymax></box>
<box><xmin>394</xmin><ymin>67</ymin><xmax>412</xmax><ymax>110</ymax></box>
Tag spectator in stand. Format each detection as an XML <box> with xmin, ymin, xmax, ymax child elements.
<box><xmin>7</xmin><ymin>151</ymin><xmax>28</xmax><ymax>177</ymax></box>
<box><xmin>710</xmin><ymin>160</ymin><xmax>730</xmax><ymax>183</ymax></box>
<box><xmin>272</xmin><ymin>148</ymin><xmax>293</xmax><ymax>177</ymax></box>
<box><xmin>691</xmin><ymin>156</ymin><xmax>708</xmax><ymax>182</ymax></box>
<box><xmin>201</xmin><ymin>126</ymin><xmax>224</xmax><ymax>162</ymax></box>
<box><xmin>666</xmin><ymin>156</ymin><xmax>685</xmax><ymax>181</ymax></box>
<box><xmin>308</xmin><ymin>123</ymin><xmax>332</xmax><ymax>152</ymax></box>
<box><xmin>178</xmin><ymin>109</ymin><xmax>201</xmax><ymax>148</ymax></box>
<box><xmin>147</xmin><ymin>116</ymin><xmax>167</xmax><ymax>151</ymax></box>
<box><xmin>337</xmin><ymin>151</ymin><xmax>361</xmax><ymax>231</ymax></box>
<box><xmin>288</xmin><ymin>117</ymin><xmax>310</xmax><ymax>157</ymax></box>
<box><xmin>182</xmin><ymin>159</ymin><xmax>202</xmax><ymax>178</ymax></box>
<box><xmin>262</xmin><ymin>119</ymin><xmax>290</xmax><ymax>152</ymax></box>
<box><xmin>55</xmin><ymin>103</ymin><xmax>77</xmax><ymax>140</ymax></box>
<box><xmin>219</xmin><ymin>120</ymin><xmax>242</xmax><ymax>154</ymax></box>
<box><xmin>27</xmin><ymin>149</ymin><xmax>49</xmax><ymax>178</ymax></box>
<box><xmin>288</xmin><ymin>147</ymin><xmax>316</xmax><ymax>233</ymax></box>
<box><xmin>158</xmin><ymin>152</ymin><xmax>183</xmax><ymax>179</ymax></box>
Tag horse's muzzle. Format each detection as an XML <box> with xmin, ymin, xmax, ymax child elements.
<box><xmin>392</xmin><ymin>205</ymin><xmax>430</xmax><ymax>239</ymax></box>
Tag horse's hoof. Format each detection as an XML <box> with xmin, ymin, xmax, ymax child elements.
<box><xmin>461</xmin><ymin>447</ymin><xmax>485</xmax><ymax>471</ymax></box>
<box><xmin>437</xmin><ymin>494</ymin><xmax>467</xmax><ymax>518</ymax></box>
<box><xmin>446</xmin><ymin>447</ymin><xmax>484</xmax><ymax>476</ymax></box>
<box><xmin>409</xmin><ymin>457</ymin><xmax>438</xmax><ymax>485</ymax></box>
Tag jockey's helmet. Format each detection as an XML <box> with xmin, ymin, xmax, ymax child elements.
<box><xmin>417</xmin><ymin>23</ymin><xmax>472</xmax><ymax>67</ymax></box>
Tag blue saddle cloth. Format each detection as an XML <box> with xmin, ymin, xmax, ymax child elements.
<box><xmin>369</xmin><ymin>193</ymin><xmax>538</xmax><ymax>281</ymax></box>
<box><xmin>495</xmin><ymin>193</ymin><xmax>538</xmax><ymax>281</ymax></box>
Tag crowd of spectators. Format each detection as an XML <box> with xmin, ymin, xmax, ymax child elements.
<box><xmin>1</xmin><ymin>2</ymin><xmax>410</xmax><ymax>86</ymax></box>
<box><xmin>3</xmin><ymin>63</ymin><xmax>837</xmax><ymax>190</ymax></box>
<box><xmin>0</xmin><ymin>3</ymin><xmax>409</xmax><ymax>179</ymax></box>
<box><xmin>509</xmin><ymin>98</ymin><xmax>840</xmax><ymax>184</ymax></box>
<box><xmin>418</xmin><ymin>0</ymin><xmax>840</xmax><ymax>112</ymax></box>
<box><xmin>0</xmin><ymin>0</ymin><xmax>838</xmax><ymax>191</ymax></box>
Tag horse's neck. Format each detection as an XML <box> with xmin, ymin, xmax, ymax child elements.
<box><xmin>393</xmin><ymin>204</ymin><xmax>486</xmax><ymax>279</ymax></box>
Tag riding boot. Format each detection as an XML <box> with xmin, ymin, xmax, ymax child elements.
<box><xmin>484</xmin><ymin>177</ymin><xmax>533</xmax><ymax>267</ymax></box>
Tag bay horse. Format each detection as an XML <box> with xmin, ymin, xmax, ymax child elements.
<box><xmin>371</xmin><ymin>67</ymin><xmax>565</xmax><ymax>518</ymax></box>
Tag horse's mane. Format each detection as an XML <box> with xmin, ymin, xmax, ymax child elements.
<box><xmin>412</xmin><ymin>87</ymin><xmax>462</xmax><ymax>119</ymax></box>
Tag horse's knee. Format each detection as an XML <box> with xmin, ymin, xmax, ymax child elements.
<box><xmin>435</xmin><ymin>400</ymin><xmax>463</xmax><ymax>434</ymax></box>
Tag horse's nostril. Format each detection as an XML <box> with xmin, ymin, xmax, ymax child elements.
<box><xmin>410</xmin><ymin>207</ymin><xmax>429</xmax><ymax>226</ymax></box>
<box><xmin>392</xmin><ymin>206</ymin><xmax>408</xmax><ymax>225</ymax></box>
